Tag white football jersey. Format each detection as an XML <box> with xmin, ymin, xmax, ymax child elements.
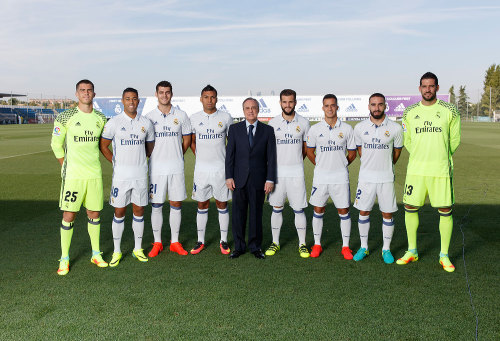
<box><xmin>144</xmin><ymin>106</ymin><xmax>191</xmax><ymax>176</ymax></box>
<box><xmin>102</xmin><ymin>113</ymin><xmax>155</xmax><ymax>181</ymax></box>
<box><xmin>306</xmin><ymin>119</ymin><xmax>356</xmax><ymax>184</ymax></box>
<box><xmin>354</xmin><ymin>117</ymin><xmax>403</xmax><ymax>183</ymax></box>
<box><xmin>268</xmin><ymin>113</ymin><xmax>310</xmax><ymax>177</ymax></box>
<box><xmin>190</xmin><ymin>110</ymin><xmax>233</xmax><ymax>173</ymax></box>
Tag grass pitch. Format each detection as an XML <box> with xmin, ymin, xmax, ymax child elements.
<box><xmin>0</xmin><ymin>122</ymin><xmax>498</xmax><ymax>340</ymax></box>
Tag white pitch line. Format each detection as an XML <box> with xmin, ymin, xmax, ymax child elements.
<box><xmin>0</xmin><ymin>150</ymin><xmax>52</xmax><ymax>160</ymax></box>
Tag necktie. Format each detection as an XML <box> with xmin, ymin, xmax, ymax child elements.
<box><xmin>248</xmin><ymin>125</ymin><xmax>254</xmax><ymax>148</ymax></box>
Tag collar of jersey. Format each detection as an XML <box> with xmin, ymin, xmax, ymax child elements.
<box><xmin>280</xmin><ymin>113</ymin><xmax>297</xmax><ymax>123</ymax></box>
<box><xmin>203</xmin><ymin>110</ymin><xmax>218</xmax><ymax>118</ymax></box>
<box><xmin>370</xmin><ymin>116</ymin><xmax>388</xmax><ymax>128</ymax></box>
<box><xmin>323</xmin><ymin>118</ymin><xmax>340</xmax><ymax>129</ymax></box>
<box><xmin>156</xmin><ymin>106</ymin><xmax>175</xmax><ymax>117</ymax></box>
<box><xmin>122</xmin><ymin>112</ymin><xmax>142</xmax><ymax>122</ymax></box>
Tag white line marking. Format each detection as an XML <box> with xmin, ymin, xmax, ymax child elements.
<box><xmin>0</xmin><ymin>150</ymin><xmax>52</xmax><ymax>160</ymax></box>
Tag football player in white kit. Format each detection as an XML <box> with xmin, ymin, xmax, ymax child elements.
<box><xmin>266</xmin><ymin>89</ymin><xmax>311</xmax><ymax>258</ymax></box>
<box><xmin>189</xmin><ymin>85</ymin><xmax>233</xmax><ymax>255</ymax></box>
<box><xmin>143</xmin><ymin>81</ymin><xmax>192</xmax><ymax>257</ymax></box>
<box><xmin>352</xmin><ymin>93</ymin><xmax>403</xmax><ymax>264</ymax></box>
<box><xmin>100</xmin><ymin>88</ymin><xmax>155</xmax><ymax>266</ymax></box>
<box><xmin>306</xmin><ymin>94</ymin><xmax>357</xmax><ymax>259</ymax></box>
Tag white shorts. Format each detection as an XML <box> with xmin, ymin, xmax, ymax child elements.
<box><xmin>110</xmin><ymin>179</ymin><xmax>149</xmax><ymax>208</ymax></box>
<box><xmin>309</xmin><ymin>183</ymin><xmax>350</xmax><ymax>209</ymax></box>
<box><xmin>192</xmin><ymin>171</ymin><xmax>232</xmax><ymax>202</ymax></box>
<box><xmin>354</xmin><ymin>182</ymin><xmax>398</xmax><ymax>213</ymax></box>
<box><xmin>149</xmin><ymin>174</ymin><xmax>187</xmax><ymax>203</ymax></box>
<box><xmin>268</xmin><ymin>176</ymin><xmax>307</xmax><ymax>210</ymax></box>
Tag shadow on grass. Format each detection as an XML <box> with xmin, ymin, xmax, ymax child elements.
<box><xmin>0</xmin><ymin>200</ymin><xmax>495</xmax><ymax>260</ymax></box>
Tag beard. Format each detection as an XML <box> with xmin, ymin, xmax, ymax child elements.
<box><xmin>370</xmin><ymin>110</ymin><xmax>384</xmax><ymax>120</ymax></box>
<box><xmin>281</xmin><ymin>105</ymin><xmax>295</xmax><ymax>116</ymax></box>
<box><xmin>422</xmin><ymin>92</ymin><xmax>436</xmax><ymax>101</ymax></box>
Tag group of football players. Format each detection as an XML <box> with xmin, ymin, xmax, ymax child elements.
<box><xmin>51</xmin><ymin>71</ymin><xmax>460</xmax><ymax>276</ymax></box>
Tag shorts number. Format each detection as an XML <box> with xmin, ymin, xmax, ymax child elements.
<box><xmin>311</xmin><ymin>186</ymin><xmax>317</xmax><ymax>196</ymax></box>
<box><xmin>111</xmin><ymin>187</ymin><xmax>119</xmax><ymax>198</ymax></box>
<box><xmin>149</xmin><ymin>184</ymin><xmax>157</xmax><ymax>194</ymax></box>
<box><xmin>64</xmin><ymin>191</ymin><xmax>78</xmax><ymax>202</ymax></box>
<box><xmin>405</xmin><ymin>184</ymin><xmax>413</xmax><ymax>196</ymax></box>
<box><xmin>356</xmin><ymin>189</ymin><xmax>362</xmax><ymax>199</ymax></box>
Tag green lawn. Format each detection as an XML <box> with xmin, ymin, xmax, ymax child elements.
<box><xmin>0</xmin><ymin>122</ymin><xmax>498</xmax><ymax>340</ymax></box>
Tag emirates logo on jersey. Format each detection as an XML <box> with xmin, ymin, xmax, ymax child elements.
<box><xmin>338</xmin><ymin>132</ymin><xmax>344</xmax><ymax>139</ymax></box>
<box><xmin>385</xmin><ymin>131</ymin><xmax>390</xmax><ymax>137</ymax></box>
<box><xmin>173</xmin><ymin>118</ymin><xmax>179</xmax><ymax>125</ymax></box>
<box><xmin>218</xmin><ymin>121</ymin><xmax>223</xmax><ymax>128</ymax></box>
<box><xmin>141</xmin><ymin>127</ymin><xmax>145</xmax><ymax>133</ymax></box>
<box><xmin>296</xmin><ymin>126</ymin><xmax>301</xmax><ymax>133</ymax></box>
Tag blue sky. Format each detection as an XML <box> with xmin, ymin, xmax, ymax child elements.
<box><xmin>1</xmin><ymin>0</ymin><xmax>499</xmax><ymax>101</ymax></box>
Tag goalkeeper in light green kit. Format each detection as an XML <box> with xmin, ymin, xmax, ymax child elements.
<box><xmin>397</xmin><ymin>72</ymin><xmax>461</xmax><ymax>272</ymax></box>
<box><xmin>51</xmin><ymin>79</ymin><xmax>108</xmax><ymax>275</ymax></box>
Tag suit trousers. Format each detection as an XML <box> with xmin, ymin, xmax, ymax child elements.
<box><xmin>232</xmin><ymin>182</ymin><xmax>265</xmax><ymax>253</ymax></box>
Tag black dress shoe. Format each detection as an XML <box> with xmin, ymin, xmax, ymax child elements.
<box><xmin>229</xmin><ymin>250</ymin><xmax>242</xmax><ymax>259</ymax></box>
<box><xmin>252</xmin><ymin>250</ymin><xmax>265</xmax><ymax>259</ymax></box>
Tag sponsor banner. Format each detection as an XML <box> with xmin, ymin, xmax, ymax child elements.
<box><xmin>93</xmin><ymin>97</ymin><xmax>146</xmax><ymax>118</ymax></box>
<box><xmin>95</xmin><ymin>94</ymin><xmax>449</xmax><ymax>119</ymax></box>
<box><xmin>385</xmin><ymin>94</ymin><xmax>449</xmax><ymax>117</ymax></box>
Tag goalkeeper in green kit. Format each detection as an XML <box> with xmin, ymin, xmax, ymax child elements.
<box><xmin>51</xmin><ymin>79</ymin><xmax>108</xmax><ymax>275</ymax></box>
<box><xmin>397</xmin><ymin>72</ymin><xmax>461</xmax><ymax>272</ymax></box>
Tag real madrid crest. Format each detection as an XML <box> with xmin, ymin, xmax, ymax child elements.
<box><xmin>385</xmin><ymin>131</ymin><xmax>390</xmax><ymax>137</ymax></box>
<box><xmin>218</xmin><ymin>121</ymin><xmax>223</xmax><ymax>128</ymax></box>
<box><xmin>173</xmin><ymin>118</ymin><xmax>179</xmax><ymax>125</ymax></box>
<box><xmin>338</xmin><ymin>132</ymin><xmax>344</xmax><ymax>139</ymax></box>
<box><xmin>141</xmin><ymin>127</ymin><xmax>145</xmax><ymax>133</ymax></box>
<box><xmin>296</xmin><ymin>126</ymin><xmax>301</xmax><ymax>132</ymax></box>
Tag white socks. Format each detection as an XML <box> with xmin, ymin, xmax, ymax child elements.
<box><xmin>218</xmin><ymin>208</ymin><xmax>229</xmax><ymax>243</ymax></box>
<box><xmin>312</xmin><ymin>211</ymin><xmax>324</xmax><ymax>245</ymax></box>
<box><xmin>196</xmin><ymin>208</ymin><xmax>208</xmax><ymax>243</ymax></box>
<box><xmin>339</xmin><ymin>213</ymin><xmax>351</xmax><ymax>247</ymax></box>
<box><xmin>132</xmin><ymin>215</ymin><xmax>144</xmax><ymax>250</ymax></box>
<box><xmin>112</xmin><ymin>215</ymin><xmax>125</xmax><ymax>253</ymax></box>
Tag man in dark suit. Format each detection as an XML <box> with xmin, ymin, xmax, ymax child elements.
<box><xmin>225</xmin><ymin>98</ymin><xmax>277</xmax><ymax>259</ymax></box>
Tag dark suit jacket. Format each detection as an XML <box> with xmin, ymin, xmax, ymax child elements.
<box><xmin>225</xmin><ymin>120</ymin><xmax>276</xmax><ymax>188</ymax></box>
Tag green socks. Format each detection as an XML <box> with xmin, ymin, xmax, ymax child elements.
<box><xmin>438</xmin><ymin>209</ymin><xmax>453</xmax><ymax>255</ymax></box>
<box><xmin>60</xmin><ymin>220</ymin><xmax>74</xmax><ymax>259</ymax></box>
<box><xmin>88</xmin><ymin>218</ymin><xmax>101</xmax><ymax>253</ymax></box>
<box><xmin>404</xmin><ymin>207</ymin><xmax>419</xmax><ymax>251</ymax></box>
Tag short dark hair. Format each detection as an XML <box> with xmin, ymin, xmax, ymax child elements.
<box><xmin>156</xmin><ymin>81</ymin><xmax>172</xmax><ymax>93</ymax></box>
<box><xmin>201</xmin><ymin>84</ymin><xmax>217</xmax><ymax>96</ymax></box>
<box><xmin>242</xmin><ymin>97</ymin><xmax>259</xmax><ymax>109</ymax></box>
<box><xmin>76</xmin><ymin>79</ymin><xmax>94</xmax><ymax>91</ymax></box>
<box><xmin>420</xmin><ymin>72</ymin><xmax>438</xmax><ymax>86</ymax></box>
<box><xmin>280</xmin><ymin>89</ymin><xmax>296</xmax><ymax>101</ymax></box>
<box><xmin>369</xmin><ymin>93</ymin><xmax>385</xmax><ymax>102</ymax></box>
<box><xmin>322</xmin><ymin>94</ymin><xmax>338</xmax><ymax>104</ymax></box>
<box><xmin>122</xmin><ymin>87</ymin><xmax>139</xmax><ymax>97</ymax></box>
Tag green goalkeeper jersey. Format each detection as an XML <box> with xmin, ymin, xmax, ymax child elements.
<box><xmin>51</xmin><ymin>107</ymin><xmax>107</xmax><ymax>180</ymax></box>
<box><xmin>402</xmin><ymin>99</ymin><xmax>461</xmax><ymax>178</ymax></box>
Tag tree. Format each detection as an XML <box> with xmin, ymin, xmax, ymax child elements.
<box><xmin>457</xmin><ymin>85</ymin><xmax>468</xmax><ymax>117</ymax></box>
<box><xmin>449</xmin><ymin>85</ymin><xmax>456</xmax><ymax>105</ymax></box>
<box><xmin>479</xmin><ymin>64</ymin><xmax>500</xmax><ymax>116</ymax></box>
<box><xmin>7</xmin><ymin>98</ymin><xmax>19</xmax><ymax>105</ymax></box>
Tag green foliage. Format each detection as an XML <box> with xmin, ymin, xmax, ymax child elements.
<box><xmin>0</xmin><ymin>123</ymin><xmax>499</xmax><ymax>340</ymax></box>
<box><xmin>479</xmin><ymin>64</ymin><xmax>500</xmax><ymax>116</ymax></box>
<box><xmin>448</xmin><ymin>85</ymin><xmax>456</xmax><ymax>105</ymax></box>
<box><xmin>457</xmin><ymin>85</ymin><xmax>468</xmax><ymax>117</ymax></box>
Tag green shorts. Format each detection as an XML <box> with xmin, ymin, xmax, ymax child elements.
<box><xmin>59</xmin><ymin>178</ymin><xmax>103</xmax><ymax>212</ymax></box>
<box><xmin>403</xmin><ymin>174</ymin><xmax>454</xmax><ymax>208</ymax></box>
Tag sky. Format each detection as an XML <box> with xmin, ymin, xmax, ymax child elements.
<box><xmin>1</xmin><ymin>0</ymin><xmax>499</xmax><ymax>101</ymax></box>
